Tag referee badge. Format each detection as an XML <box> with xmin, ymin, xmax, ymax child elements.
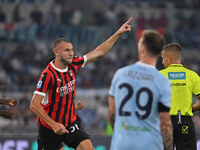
<box><xmin>182</xmin><ymin>126</ymin><xmax>189</xmax><ymax>134</ymax></box>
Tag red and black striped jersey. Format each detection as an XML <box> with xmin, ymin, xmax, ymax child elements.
<box><xmin>34</xmin><ymin>55</ymin><xmax>87</xmax><ymax>129</ymax></box>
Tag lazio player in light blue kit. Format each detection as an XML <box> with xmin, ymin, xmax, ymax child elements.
<box><xmin>108</xmin><ymin>30</ymin><xmax>173</xmax><ymax>150</ymax></box>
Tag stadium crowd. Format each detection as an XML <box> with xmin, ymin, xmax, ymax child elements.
<box><xmin>0</xmin><ymin>0</ymin><xmax>199</xmax><ymax>136</ymax></box>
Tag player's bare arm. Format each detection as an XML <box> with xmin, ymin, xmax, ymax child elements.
<box><xmin>30</xmin><ymin>94</ymin><xmax>69</xmax><ymax>135</ymax></box>
<box><xmin>85</xmin><ymin>17</ymin><xmax>132</xmax><ymax>64</ymax></box>
<box><xmin>192</xmin><ymin>95</ymin><xmax>200</xmax><ymax>112</ymax></box>
<box><xmin>108</xmin><ymin>96</ymin><xmax>116</xmax><ymax>129</ymax></box>
<box><xmin>160</xmin><ymin>112</ymin><xmax>173</xmax><ymax>150</ymax></box>
<box><xmin>0</xmin><ymin>99</ymin><xmax>18</xmax><ymax>106</ymax></box>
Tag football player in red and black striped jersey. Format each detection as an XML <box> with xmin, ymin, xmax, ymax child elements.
<box><xmin>30</xmin><ymin>17</ymin><xmax>132</xmax><ymax>150</ymax></box>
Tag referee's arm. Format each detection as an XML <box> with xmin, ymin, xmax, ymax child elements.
<box><xmin>192</xmin><ymin>95</ymin><xmax>200</xmax><ymax>112</ymax></box>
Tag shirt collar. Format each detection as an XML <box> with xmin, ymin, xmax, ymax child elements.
<box><xmin>136</xmin><ymin>61</ymin><xmax>155</xmax><ymax>69</ymax></box>
<box><xmin>169</xmin><ymin>64</ymin><xmax>183</xmax><ymax>67</ymax></box>
<box><xmin>50</xmin><ymin>60</ymin><xmax>68</xmax><ymax>72</ymax></box>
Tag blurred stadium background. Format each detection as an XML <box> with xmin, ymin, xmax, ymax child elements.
<box><xmin>0</xmin><ymin>0</ymin><xmax>199</xmax><ymax>149</ymax></box>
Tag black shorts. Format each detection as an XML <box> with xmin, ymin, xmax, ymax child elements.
<box><xmin>171</xmin><ymin>116</ymin><xmax>196</xmax><ymax>150</ymax></box>
<box><xmin>37</xmin><ymin>117</ymin><xmax>90</xmax><ymax>150</ymax></box>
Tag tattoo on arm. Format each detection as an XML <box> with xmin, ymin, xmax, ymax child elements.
<box><xmin>160</xmin><ymin>113</ymin><xmax>173</xmax><ymax>150</ymax></box>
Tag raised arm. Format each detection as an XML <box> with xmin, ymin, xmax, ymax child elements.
<box><xmin>192</xmin><ymin>95</ymin><xmax>200</xmax><ymax>112</ymax></box>
<box><xmin>108</xmin><ymin>96</ymin><xmax>116</xmax><ymax>129</ymax></box>
<box><xmin>30</xmin><ymin>94</ymin><xmax>68</xmax><ymax>134</ymax></box>
<box><xmin>160</xmin><ymin>112</ymin><xmax>173</xmax><ymax>150</ymax></box>
<box><xmin>85</xmin><ymin>17</ymin><xmax>132</xmax><ymax>64</ymax></box>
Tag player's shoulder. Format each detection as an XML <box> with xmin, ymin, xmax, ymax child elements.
<box><xmin>71</xmin><ymin>56</ymin><xmax>85</xmax><ymax>66</ymax></box>
<box><xmin>116</xmin><ymin>64</ymin><xmax>134</xmax><ymax>74</ymax></box>
<box><xmin>156</xmin><ymin>68</ymin><xmax>168</xmax><ymax>79</ymax></box>
<box><xmin>159</xmin><ymin>67</ymin><xmax>168</xmax><ymax>74</ymax></box>
<box><xmin>159</xmin><ymin>69</ymin><xmax>169</xmax><ymax>80</ymax></box>
<box><xmin>173</xmin><ymin>66</ymin><xmax>199</xmax><ymax>79</ymax></box>
<box><xmin>155</xmin><ymin>72</ymin><xmax>171</xmax><ymax>92</ymax></box>
<box><xmin>41</xmin><ymin>65</ymin><xmax>53</xmax><ymax>76</ymax></box>
<box><xmin>183</xmin><ymin>67</ymin><xmax>197</xmax><ymax>74</ymax></box>
<box><xmin>72</xmin><ymin>55</ymin><xmax>84</xmax><ymax>61</ymax></box>
<box><xmin>73</xmin><ymin>56</ymin><xmax>80</xmax><ymax>59</ymax></box>
<box><xmin>158</xmin><ymin>72</ymin><xmax>169</xmax><ymax>81</ymax></box>
<box><xmin>185</xmin><ymin>68</ymin><xmax>200</xmax><ymax>80</ymax></box>
<box><xmin>156</xmin><ymin>69</ymin><xmax>170</xmax><ymax>84</ymax></box>
<box><xmin>112</xmin><ymin>65</ymin><xmax>132</xmax><ymax>80</ymax></box>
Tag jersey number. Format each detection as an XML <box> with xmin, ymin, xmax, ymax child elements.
<box><xmin>119</xmin><ymin>83</ymin><xmax>153</xmax><ymax>120</ymax></box>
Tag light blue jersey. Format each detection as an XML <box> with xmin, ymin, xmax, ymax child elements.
<box><xmin>109</xmin><ymin>62</ymin><xmax>171</xmax><ymax>150</ymax></box>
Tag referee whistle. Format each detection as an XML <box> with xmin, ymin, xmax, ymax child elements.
<box><xmin>177</xmin><ymin>110</ymin><xmax>182</xmax><ymax>124</ymax></box>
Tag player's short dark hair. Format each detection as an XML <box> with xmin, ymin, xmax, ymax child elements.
<box><xmin>141</xmin><ymin>30</ymin><xmax>165</xmax><ymax>56</ymax></box>
<box><xmin>53</xmin><ymin>38</ymin><xmax>71</xmax><ymax>50</ymax></box>
<box><xmin>162</xmin><ymin>43</ymin><xmax>182</xmax><ymax>52</ymax></box>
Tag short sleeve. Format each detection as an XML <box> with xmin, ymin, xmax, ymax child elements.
<box><xmin>158</xmin><ymin>77</ymin><xmax>172</xmax><ymax>108</ymax></box>
<box><xmin>193</xmin><ymin>73</ymin><xmax>200</xmax><ymax>96</ymax></box>
<box><xmin>34</xmin><ymin>72</ymin><xmax>52</xmax><ymax>96</ymax></box>
<box><xmin>109</xmin><ymin>70</ymin><xmax>120</xmax><ymax>97</ymax></box>
<box><xmin>71</xmin><ymin>55</ymin><xmax>87</xmax><ymax>70</ymax></box>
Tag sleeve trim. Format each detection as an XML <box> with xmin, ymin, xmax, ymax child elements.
<box><xmin>196</xmin><ymin>93</ymin><xmax>200</xmax><ymax>97</ymax></box>
<box><xmin>81</xmin><ymin>55</ymin><xmax>87</xmax><ymax>68</ymax></box>
<box><xmin>109</xmin><ymin>95</ymin><xmax>114</xmax><ymax>98</ymax></box>
<box><xmin>33</xmin><ymin>91</ymin><xmax>46</xmax><ymax>97</ymax></box>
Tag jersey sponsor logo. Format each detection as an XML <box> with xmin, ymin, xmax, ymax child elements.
<box><xmin>171</xmin><ymin>83</ymin><xmax>187</xmax><ymax>86</ymax></box>
<box><xmin>37</xmin><ymin>81</ymin><xmax>42</xmax><ymax>88</ymax></box>
<box><xmin>168</xmin><ymin>72</ymin><xmax>186</xmax><ymax>80</ymax></box>
<box><xmin>120</xmin><ymin>122</ymin><xmax>151</xmax><ymax>132</ymax></box>
<box><xmin>56</xmin><ymin>79</ymin><xmax>75</xmax><ymax>97</ymax></box>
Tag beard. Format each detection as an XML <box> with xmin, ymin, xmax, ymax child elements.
<box><xmin>60</xmin><ymin>56</ymin><xmax>72</xmax><ymax>66</ymax></box>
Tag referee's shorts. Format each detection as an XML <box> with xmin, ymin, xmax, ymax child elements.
<box><xmin>171</xmin><ymin>115</ymin><xmax>196</xmax><ymax>150</ymax></box>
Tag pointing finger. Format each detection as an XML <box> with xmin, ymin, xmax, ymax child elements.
<box><xmin>65</xmin><ymin>129</ymin><xmax>69</xmax><ymax>133</ymax></box>
<box><xmin>125</xmin><ymin>17</ymin><xmax>133</xmax><ymax>25</ymax></box>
